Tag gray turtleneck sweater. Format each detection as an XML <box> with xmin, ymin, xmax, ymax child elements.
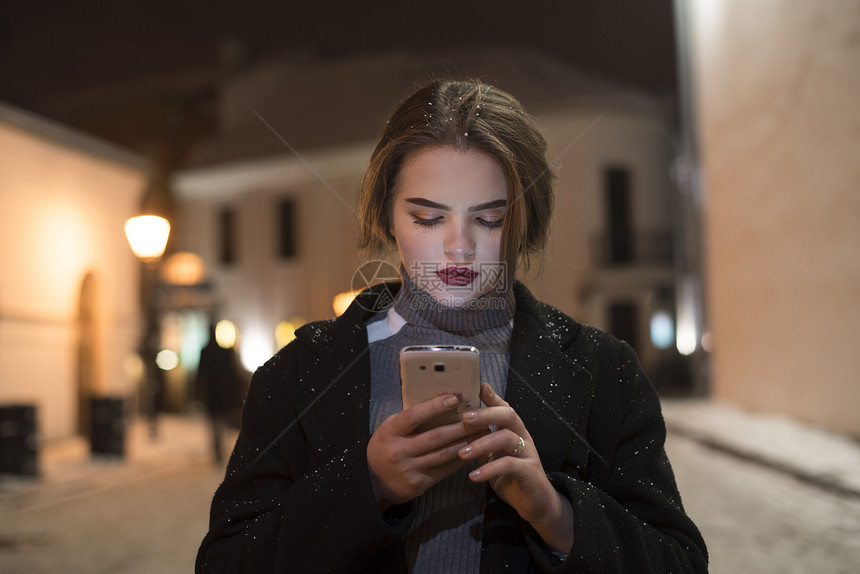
<box><xmin>366</xmin><ymin>273</ymin><xmax>515</xmax><ymax>573</ymax></box>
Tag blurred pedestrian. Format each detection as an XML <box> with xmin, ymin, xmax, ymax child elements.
<box><xmin>140</xmin><ymin>334</ymin><xmax>164</xmax><ymax>441</ymax></box>
<box><xmin>196</xmin><ymin>322</ymin><xmax>242</xmax><ymax>464</ymax></box>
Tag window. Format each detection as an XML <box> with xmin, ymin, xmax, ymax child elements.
<box><xmin>604</xmin><ymin>166</ymin><xmax>633</xmax><ymax>264</ymax></box>
<box><xmin>277</xmin><ymin>198</ymin><xmax>297</xmax><ymax>259</ymax></box>
<box><xmin>609</xmin><ymin>301</ymin><xmax>639</xmax><ymax>352</ymax></box>
<box><xmin>219</xmin><ymin>207</ymin><xmax>237</xmax><ymax>265</ymax></box>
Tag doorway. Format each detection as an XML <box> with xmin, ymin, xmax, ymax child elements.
<box><xmin>77</xmin><ymin>271</ymin><xmax>104</xmax><ymax>436</ymax></box>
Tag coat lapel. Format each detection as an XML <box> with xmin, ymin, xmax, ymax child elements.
<box><xmin>291</xmin><ymin>288</ymin><xmax>387</xmax><ymax>463</ymax></box>
<box><xmin>481</xmin><ymin>284</ymin><xmax>596</xmax><ymax>572</ymax></box>
<box><xmin>505</xmin><ymin>284</ymin><xmax>595</xmax><ymax>477</ymax></box>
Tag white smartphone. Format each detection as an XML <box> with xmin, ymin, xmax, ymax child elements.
<box><xmin>399</xmin><ymin>345</ymin><xmax>481</xmax><ymax>433</ymax></box>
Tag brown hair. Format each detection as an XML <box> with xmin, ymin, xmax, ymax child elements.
<box><xmin>357</xmin><ymin>79</ymin><xmax>555</xmax><ymax>276</ymax></box>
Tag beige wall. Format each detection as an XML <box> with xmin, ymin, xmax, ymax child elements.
<box><xmin>685</xmin><ymin>1</ymin><xmax>860</xmax><ymax>434</ymax></box>
<box><xmin>175</xmin><ymin>144</ymin><xmax>369</xmax><ymax>371</ymax></box>
<box><xmin>0</xmin><ymin>112</ymin><xmax>148</xmax><ymax>440</ymax></box>
<box><xmin>531</xmin><ymin>105</ymin><xmax>676</xmax><ymax>320</ymax></box>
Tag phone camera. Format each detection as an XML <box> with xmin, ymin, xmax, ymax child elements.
<box><xmin>434</xmin><ymin>364</ymin><xmax>445</xmax><ymax>372</ymax></box>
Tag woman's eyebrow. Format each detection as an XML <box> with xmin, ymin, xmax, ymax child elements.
<box><xmin>403</xmin><ymin>198</ymin><xmax>507</xmax><ymax>212</ymax></box>
<box><xmin>469</xmin><ymin>199</ymin><xmax>507</xmax><ymax>212</ymax></box>
<box><xmin>404</xmin><ymin>198</ymin><xmax>449</xmax><ymax>210</ymax></box>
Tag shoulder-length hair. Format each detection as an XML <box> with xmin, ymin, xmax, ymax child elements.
<box><xmin>357</xmin><ymin>79</ymin><xmax>555</xmax><ymax>277</ymax></box>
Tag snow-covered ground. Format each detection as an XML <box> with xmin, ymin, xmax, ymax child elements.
<box><xmin>1</xmin><ymin>406</ymin><xmax>859</xmax><ymax>573</ymax></box>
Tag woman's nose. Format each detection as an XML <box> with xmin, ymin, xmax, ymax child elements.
<box><xmin>443</xmin><ymin>222</ymin><xmax>476</xmax><ymax>260</ymax></box>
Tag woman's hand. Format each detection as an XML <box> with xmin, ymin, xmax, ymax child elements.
<box><xmin>367</xmin><ymin>394</ymin><xmax>487</xmax><ymax>512</ymax></box>
<box><xmin>459</xmin><ymin>383</ymin><xmax>574</xmax><ymax>554</ymax></box>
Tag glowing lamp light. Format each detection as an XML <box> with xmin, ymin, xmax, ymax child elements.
<box><xmin>275</xmin><ymin>316</ymin><xmax>306</xmax><ymax>349</ymax></box>
<box><xmin>215</xmin><ymin>320</ymin><xmax>237</xmax><ymax>349</ymax></box>
<box><xmin>160</xmin><ymin>251</ymin><xmax>207</xmax><ymax>285</ymax></box>
<box><xmin>333</xmin><ymin>291</ymin><xmax>359</xmax><ymax>316</ymax></box>
<box><xmin>239</xmin><ymin>326</ymin><xmax>274</xmax><ymax>372</ymax></box>
<box><xmin>649</xmin><ymin>311</ymin><xmax>675</xmax><ymax>350</ymax></box>
<box><xmin>676</xmin><ymin>321</ymin><xmax>698</xmax><ymax>356</ymax></box>
<box><xmin>701</xmin><ymin>331</ymin><xmax>713</xmax><ymax>353</ymax></box>
<box><xmin>276</xmin><ymin>321</ymin><xmax>297</xmax><ymax>349</ymax></box>
<box><xmin>155</xmin><ymin>349</ymin><xmax>179</xmax><ymax>371</ymax></box>
<box><xmin>124</xmin><ymin>215</ymin><xmax>171</xmax><ymax>261</ymax></box>
<box><xmin>676</xmin><ymin>275</ymin><xmax>701</xmax><ymax>356</ymax></box>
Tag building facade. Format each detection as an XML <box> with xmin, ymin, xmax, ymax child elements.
<box><xmin>679</xmin><ymin>0</ymin><xmax>860</xmax><ymax>436</ymax></box>
<box><xmin>0</xmin><ymin>103</ymin><xmax>149</xmax><ymax>441</ymax></box>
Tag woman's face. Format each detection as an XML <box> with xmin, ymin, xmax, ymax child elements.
<box><xmin>389</xmin><ymin>147</ymin><xmax>508</xmax><ymax>307</ymax></box>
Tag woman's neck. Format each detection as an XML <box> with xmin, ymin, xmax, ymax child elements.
<box><xmin>393</xmin><ymin>267</ymin><xmax>515</xmax><ymax>333</ymax></box>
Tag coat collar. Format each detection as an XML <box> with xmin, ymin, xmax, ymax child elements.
<box><xmin>506</xmin><ymin>282</ymin><xmax>594</xmax><ymax>475</ymax></box>
<box><xmin>289</xmin><ymin>293</ymin><xmax>378</xmax><ymax>460</ymax></box>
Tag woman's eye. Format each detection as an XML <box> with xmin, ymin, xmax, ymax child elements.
<box><xmin>413</xmin><ymin>216</ymin><xmax>443</xmax><ymax>228</ymax></box>
<box><xmin>477</xmin><ymin>217</ymin><xmax>503</xmax><ymax>229</ymax></box>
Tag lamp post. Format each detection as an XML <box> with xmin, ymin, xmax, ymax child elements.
<box><xmin>125</xmin><ymin>215</ymin><xmax>170</xmax><ymax>441</ymax></box>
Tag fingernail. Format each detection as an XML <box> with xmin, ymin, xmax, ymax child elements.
<box><xmin>463</xmin><ymin>410</ymin><xmax>477</xmax><ymax>419</ymax></box>
<box><xmin>443</xmin><ymin>396</ymin><xmax>459</xmax><ymax>408</ymax></box>
<box><xmin>469</xmin><ymin>469</ymin><xmax>481</xmax><ymax>479</ymax></box>
<box><xmin>485</xmin><ymin>385</ymin><xmax>495</xmax><ymax>397</ymax></box>
<box><xmin>460</xmin><ymin>445</ymin><xmax>472</xmax><ymax>455</ymax></box>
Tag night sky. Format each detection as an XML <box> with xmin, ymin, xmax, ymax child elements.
<box><xmin>0</xmin><ymin>0</ymin><xmax>678</xmax><ymax>123</ymax></box>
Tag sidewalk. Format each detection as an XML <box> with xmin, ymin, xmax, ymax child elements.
<box><xmin>4</xmin><ymin>402</ymin><xmax>860</xmax><ymax>506</ymax></box>
<box><xmin>3</xmin><ymin>400</ymin><xmax>859</xmax><ymax>574</ymax></box>
<box><xmin>661</xmin><ymin>398</ymin><xmax>860</xmax><ymax>499</ymax></box>
<box><xmin>0</xmin><ymin>413</ymin><xmax>215</xmax><ymax>512</ymax></box>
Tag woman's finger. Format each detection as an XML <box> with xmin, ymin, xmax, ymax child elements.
<box><xmin>461</xmin><ymin>384</ymin><xmax>526</xmax><ymax>436</ymax></box>
<box><xmin>466</xmin><ymin>450</ymin><xmax>526</xmax><ymax>481</ymax></box>
<box><xmin>458</xmin><ymin>427</ymin><xmax>526</xmax><ymax>461</ymax></box>
<box><xmin>393</xmin><ymin>393</ymin><xmax>461</xmax><ymax>434</ymax></box>
<box><xmin>480</xmin><ymin>382</ymin><xmax>504</xmax><ymax>406</ymax></box>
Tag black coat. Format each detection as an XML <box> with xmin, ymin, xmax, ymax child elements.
<box><xmin>197</xmin><ymin>282</ymin><xmax>708</xmax><ymax>573</ymax></box>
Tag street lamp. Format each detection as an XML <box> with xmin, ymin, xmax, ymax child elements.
<box><xmin>125</xmin><ymin>215</ymin><xmax>171</xmax><ymax>262</ymax></box>
<box><xmin>125</xmin><ymin>214</ymin><xmax>170</xmax><ymax>441</ymax></box>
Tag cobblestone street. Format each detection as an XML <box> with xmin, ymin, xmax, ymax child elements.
<box><xmin>667</xmin><ymin>433</ymin><xmax>860</xmax><ymax>574</ymax></box>
<box><xmin>1</xmin><ymin>412</ymin><xmax>859</xmax><ymax>573</ymax></box>
<box><xmin>0</xmin><ymin>459</ymin><xmax>220</xmax><ymax>573</ymax></box>
<box><xmin>0</xmin><ymin>416</ymin><xmax>221</xmax><ymax>574</ymax></box>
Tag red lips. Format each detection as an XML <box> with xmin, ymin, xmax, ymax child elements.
<box><xmin>436</xmin><ymin>266</ymin><xmax>478</xmax><ymax>287</ymax></box>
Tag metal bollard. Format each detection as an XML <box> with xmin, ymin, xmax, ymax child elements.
<box><xmin>0</xmin><ymin>404</ymin><xmax>39</xmax><ymax>476</ymax></box>
<box><xmin>90</xmin><ymin>397</ymin><xmax>126</xmax><ymax>457</ymax></box>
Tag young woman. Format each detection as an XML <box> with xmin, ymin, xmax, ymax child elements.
<box><xmin>197</xmin><ymin>80</ymin><xmax>708</xmax><ymax>573</ymax></box>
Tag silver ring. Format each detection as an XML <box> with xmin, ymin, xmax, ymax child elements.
<box><xmin>513</xmin><ymin>436</ymin><xmax>526</xmax><ymax>455</ymax></box>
